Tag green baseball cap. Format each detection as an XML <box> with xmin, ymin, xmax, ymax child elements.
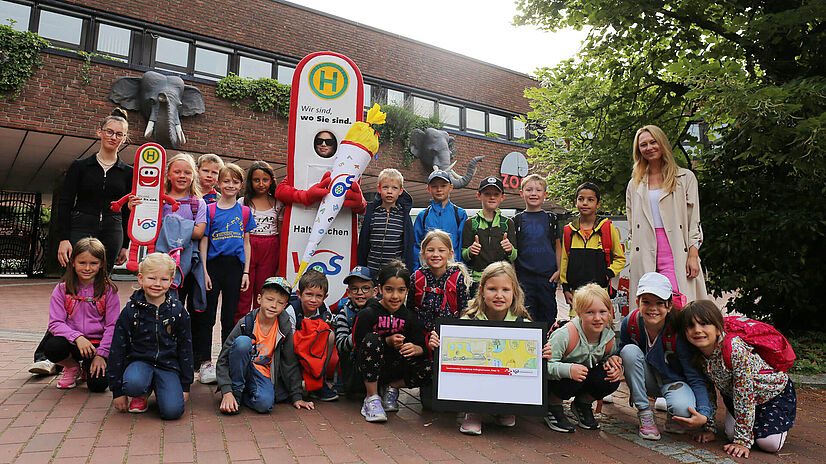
<box><xmin>261</xmin><ymin>276</ymin><xmax>292</xmax><ymax>295</ymax></box>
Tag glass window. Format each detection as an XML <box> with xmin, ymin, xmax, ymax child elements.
<box><xmin>38</xmin><ymin>10</ymin><xmax>83</xmax><ymax>45</ymax></box>
<box><xmin>277</xmin><ymin>64</ymin><xmax>294</xmax><ymax>85</ymax></box>
<box><xmin>363</xmin><ymin>83</ymin><xmax>372</xmax><ymax>108</ymax></box>
<box><xmin>412</xmin><ymin>96</ymin><xmax>434</xmax><ymax>118</ymax></box>
<box><xmin>0</xmin><ymin>1</ymin><xmax>30</xmax><ymax>31</ymax></box>
<box><xmin>96</xmin><ymin>23</ymin><xmax>131</xmax><ymax>60</ymax></box>
<box><xmin>386</xmin><ymin>89</ymin><xmax>405</xmax><ymax>107</ymax></box>
<box><xmin>194</xmin><ymin>47</ymin><xmax>228</xmax><ymax>80</ymax></box>
<box><xmin>465</xmin><ymin>108</ymin><xmax>485</xmax><ymax>132</ymax></box>
<box><xmin>238</xmin><ymin>56</ymin><xmax>272</xmax><ymax>79</ymax></box>
<box><xmin>439</xmin><ymin>103</ymin><xmax>461</xmax><ymax>127</ymax></box>
<box><xmin>155</xmin><ymin>36</ymin><xmax>189</xmax><ymax>69</ymax></box>
<box><xmin>489</xmin><ymin>114</ymin><xmax>507</xmax><ymax>136</ymax></box>
<box><xmin>512</xmin><ymin>118</ymin><xmax>526</xmax><ymax>139</ymax></box>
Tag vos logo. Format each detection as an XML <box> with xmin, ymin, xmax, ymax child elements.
<box><xmin>137</xmin><ymin>218</ymin><xmax>157</xmax><ymax>230</ymax></box>
<box><xmin>330</xmin><ymin>174</ymin><xmax>354</xmax><ymax>198</ymax></box>
<box><xmin>292</xmin><ymin>249</ymin><xmax>344</xmax><ymax>276</ymax></box>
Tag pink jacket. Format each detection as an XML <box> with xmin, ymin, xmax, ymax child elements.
<box><xmin>48</xmin><ymin>283</ymin><xmax>120</xmax><ymax>358</ymax></box>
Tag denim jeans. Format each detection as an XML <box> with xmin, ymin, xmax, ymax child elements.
<box><xmin>228</xmin><ymin>336</ymin><xmax>275</xmax><ymax>413</ymax></box>
<box><xmin>122</xmin><ymin>361</ymin><xmax>185</xmax><ymax>420</ymax></box>
<box><xmin>619</xmin><ymin>344</ymin><xmax>696</xmax><ymax>417</ymax></box>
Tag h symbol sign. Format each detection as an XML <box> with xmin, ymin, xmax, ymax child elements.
<box><xmin>319</xmin><ymin>70</ymin><xmax>338</xmax><ymax>91</ymax></box>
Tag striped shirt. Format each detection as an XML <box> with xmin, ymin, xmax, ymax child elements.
<box><xmin>366</xmin><ymin>204</ymin><xmax>406</xmax><ymax>274</ymax></box>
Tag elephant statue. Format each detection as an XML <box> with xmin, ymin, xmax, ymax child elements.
<box><xmin>109</xmin><ymin>71</ymin><xmax>205</xmax><ymax>149</ymax></box>
<box><xmin>409</xmin><ymin>127</ymin><xmax>484</xmax><ymax>189</ymax></box>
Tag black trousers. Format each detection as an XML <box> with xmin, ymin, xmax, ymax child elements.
<box><xmin>192</xmin><ymin>255</ymin><xmax>242</xmax><ymax>366</ymax></box>
<box><xmin>356</xmin><ymin>332</ymin><xmax>431</xmax><ymax>387</ymax></box>
<box><xmin>42</xmin><ymin>334</ymin><xmax>108</xmax><ymax>392</ymax></box>
<box><xmin>69</xmin><ymin>211</ymin><xmax>124</xmax><ymax>274</ymax></box>
<box><xmin>547</xmin><ymin>363</ymin><xmax>620</xmax><ymax>402</ymax></box>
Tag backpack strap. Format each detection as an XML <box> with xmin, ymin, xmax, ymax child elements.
<box><xmin>598</xmin><ymin>219</ymin><xmax>613</xmax><ymax>267</ymax></box>
<box><xmin>564</xmin><ymin>322</ymin><xmax>579</xmax><ymax>359</ymax></box>
<box><xmin>209</xmin><ymin>203</ymin><xmax>250</xmax><ymax>231</ymax></box>
<box><xmin>413</xmin><ymin>270</ymin><xmax>426</xmax><ymax>310</ymax></box>
<box><xmin>453</xmin><ymin>204</ymin><xmax>461</xmax><ymax>229</ymax></box>
<box><xmin>513</xmin><ymin>211</ymin><xmax>523</xmax><ymax>234</ymax></box>
<box><xmin>628</xmin><ymin>309</ymin><xmax>642</xmax><ymax>344</ymax></box>
<box><xmin>721</xmin><ymin>334</ymin><xmax>735</xmax><ymax>370</ymax></box>
<box><xmin>444</xmin><ymin>268</ymin><xmax>460</xmax><ymax>316</ymax></box>
<box><xmin>563</xmin><ymin>224</ymin><xmax>573</xmax><ymax>257</ymax></box>
<box><xmin>421</xmin><ymin>206</ymin><xmax>430</xmax><ymax>225</ymax></box>
<box><xmin>208</xmin><ymin>202</ymin><xmax>216</xmax><ymax>223</ymax></box>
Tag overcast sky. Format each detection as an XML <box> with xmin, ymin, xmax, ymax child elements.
<box><xmin>287</xmin><ymin>0</ymin><xmax>588</xmax><ymax>75</ymax></box>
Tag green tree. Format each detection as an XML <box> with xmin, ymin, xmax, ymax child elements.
<box><xmin>516</xmin><ymin>0</ymin><xmax>826</xmax><ymax>329</ymax></box>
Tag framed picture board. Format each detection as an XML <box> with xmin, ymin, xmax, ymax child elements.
<box><xmin>431</xmin><ymin>318</ymin><xmax>548</xmax><ymax>416</ymax></box>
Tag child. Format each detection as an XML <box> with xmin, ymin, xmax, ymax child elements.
<box><xmin>560</xmin><ymin>182</ymin><xmax>625</xmax><ymax>314</ymax></box>
<box><xmin>514</xmin><ymin>174</ymin><xmax>562</xmax><ymax>323</ymax></box>
<box><xmin>357</xmin><ymin>168</ymin><xmax>416</xmax><ymax>274</ymax></box>
<box><xmin>544</xmin><ymin>284</ymin><xmax>622</xmax><ymax>432</ymax></box>
<box><xmin>681</xmin><ymin>300</ymin><xmax>796</xmax><ymax>458</ymax></box>
<box><xmin>44</xmin><ymin>237</ymin><xmax>120</xmax><ymax>391</ymax></box>
<box><xmin>461</xmin><ymin>176</ymin><xmax>517</xmax><ymax>294</ymax></box>
<box><xmin>618</xmin><ymin>272</ymin><xmax>713</xmax><ymax>440</ymax></box>
<box><xmin>216</xmin><ymin>277</ymin><xmax>315</xmax><ymax>414</ymax></box>
<box><xmin>287</xmin><ymin>270</ymin><xmax>338</xmax><ymax>401</ymax></box>
<box><xmin>413</xmin><ymin>170</ymin><xmax>468</xmax><ymax>270</ymax></box>
<box><xmin>428</xmin><ymin>261</ymin><xmax>532</xmax><ymax>435</ymax></box>
<box><xmin>197</xmin><ymin>153</ymin><xmax>224</xmax><ymax>204</ymax></box>
<box><xmin>354</xmin><ymin>260</ymin><xmax>430</xmax><ymax>422</ymax></box>
<box><xmin>410</xmin><ymin>229</ymin><xmax>469</xmax><ymax>333</ymax></box>
<box><xmin>333</xmin><ymin>266</ymin><xmax>376</xmax><ymax>397</ymax></box>
<box><xmin>163</xmin><ymin>153</ymin><xmax>206</xmax><ymax>238</ymax></box>
<box><xmin>107</xmin><ymin>253</ymin><xmax>193</xmax><ymax>420</ymax></box>
<box><xmin>237</xmin><ymin>161</ymin><xmax>284</xmax><ymax>323</ymax></box>
<box><xmin>196</xmin><ymin>163</ymin><xmax>256</xmax><ymax>385</ymax></box>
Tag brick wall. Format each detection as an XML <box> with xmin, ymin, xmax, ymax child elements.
<box><xmin>62</xmin><ymin>0</ymin><xmax>535</xmax><ymax>113</ymax></box>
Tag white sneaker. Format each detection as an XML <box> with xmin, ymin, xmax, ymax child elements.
<box><xmin>29</xmin><ymin>360</ymin><xmax>57</xmax><ymax>375</ymax></box>
<box><xmin>654</xmin><ymin>397</ymin><xmax>667</xmax><ymax>411</ymax></box>
<box><xmin>198</xmin><ymin>362</ymin><xmax>217</xmax><ymax>384</ymax></box>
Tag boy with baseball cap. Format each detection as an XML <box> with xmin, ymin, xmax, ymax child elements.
<box><xmin>412</xmin><ymin>170</ymin><xmax>468</xmax><ymax>270</ymax></box>
<box><xmin>333</xmin><ymin>266</ymin><xmax>377</xmax><ymax>396</ymax></box>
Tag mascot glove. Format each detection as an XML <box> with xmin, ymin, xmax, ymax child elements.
<box><xmin>304</xmin><ymin>171</ymin><xmax>332</xmax><ymax>205</ymax></box>
<box><xmin>343</xmin><ymin>180</ymin><xmax>367</xmax><ymax>214</ymax></box>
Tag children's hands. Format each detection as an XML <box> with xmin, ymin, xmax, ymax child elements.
<box><xmin>570</xmin><ymin>364</ymin><xmax>588</xmax><ymax>382</ymax></box>
<box><xmin>500</xmin><ymin>233</ymin><xmax>513</xmax><ymax>253</ymax></box>
<box><xmin>671</xmin><ymin>407</ymin><xmax>708</xmax><ymax>428</ymax></box>
<box><xmin>219</xmin><ymin>392</ymin><xmax>239</xmax><ymax>413</ymax></box>
<box><xmin>126</xmin><ymin>194</ymin><xmax>142</xmax><ymax>210</ymax></box>
<box><xmin>428</xmin><ymin>331</ymin><xmax>440</xmax><ymax>350</ymax></box>
<box><xmin>723</xmin><ymin>443</ymin><xmax>750</xmax><ymax>458</ymax></box>
<box><xmin>564</xmin><ymin>291</ymin><xmax>573</xmax><ymax>305</ymax></box>
<box><xmin>400</xmin><ymin>342</ymin><xmax>422</xmax><ymax>358</ymax></box>
<box><xmin>90</xmin><ymin>355</ymin><xmax>106</xmax><ymax>377</ymax></box>
<box><xmin>693</xmin><ymin>431</ymin><xmax>716</xmax><ymax>443</ymax></box>
<box><xmin>542</xmin><ymin>341</ymin><xmax>553</xmax><ymax>360</ymax></box>
<box><xmin>76</xmin><ymin>336</ymin><xmax>96</xmax><ymax>358</ymax></box>
<box><xmin>385</xmin><ymin>334</ymin><xmax>405</xmax><ymax>349</ymax></box>
<box><xmin>468</xmin><ymin>235</ymin><xmax>481</xmax><ymax>256</ymax></box>
<box><xmin>549</xmin><ymin>270</ymin><xmax>560</xmax><ymax>284</ymax></box>
<box><xmin>240</xmin><ymin>273</ymin><xmax>250</xmax><ymax>292</ymax></box>
<box><xmin>113</xmin><ymin>396</ymin><xmax>128</xmax><ymax>412</ymax></box>
<box><xmin>294</xmin><ymin>400</ymin><xmax>315</xmax><ymax>410</ymax></box>
<box><xmin>604</xmin><ymin>355</ymin><xmax>623</xmax><ymax>382</ymax></box>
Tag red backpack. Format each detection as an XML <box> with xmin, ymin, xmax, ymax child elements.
<box><xmin>62</xmin><ymin>283</ymin><xmax>107</xmax><ymax>319</ymax></box>
<box><xmin>721</xmin><ymin>316</ymin><xmax>795</xmax><ymax>372</ymax></box>
<box><xmin>207</xmin><ymin>203</ymin><xmax>251</xmax><ymax>231</ymax></box>
<box><xmin>627</xmin><ymin>309</ymin><xmax>677</xmax><ymax>353</ymax></box>
<box><xmin>293</xmin><ymin>318</ymin><xmax>339</xmax><ymax>391</ymax></box>
<box><xmin>563</xmin><ymin>220</ymin><xmax>615</xmax><ymax>295</ymax></box>
<box><xmin>561</xmin><ymin>321</ymin><xmax>614</xmax><ymax>359</ymax></box>
<box><xmin>412</xmin><ymin>268</ymin><xmax>461</xmax><ymax>317</ymax></box>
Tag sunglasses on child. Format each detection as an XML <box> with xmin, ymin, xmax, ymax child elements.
<box><xmin>314</xmin><ymin>137</ymin><xmax>335</xmax><ymax>146</ymax></box>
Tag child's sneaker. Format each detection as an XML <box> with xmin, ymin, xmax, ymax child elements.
<box><xmin>128</xmin><ymin>395</ymin><xmax>149</xmax><ymax>413</ymax></box>
<box><xmin>544</xmin><ymin>404</ymin><xmax>575</xmax><ymax>433</ymax></box>
<box><xmin>57</xmin><ymin>365</ymin><xmax>81</xmax><ymax>389</ymax></box>
<box><xmin>29</xmin><ymin>359</ymin><xmax>57</xmax><ymax>375</ymax></box>
<box><xmin>654</xmin><ymin>397</ymin><xmax>667</xmax><ymax>411</ymax></box>
<box><xmin>459</xmin><ymin>413</ymin><xmax>482</xmax><ymax>435</ymax></box>
<box><xmin>381</xmin><ymin>387</ymin><xmax>399</xmax><ymax>412</ymax></box>
<box><xmin>571</xmin><ymin>401</ymin><xmax>600</xmax><ymax>430</ymax></box>
<box><xmin>638</xmin><ymin>408</ymin><xmax>661</xmax><ymax>440</ymax></box>
<box><xmin>361</xmin><ymin>394</ymin><xmax>387</xmax><ymax>422</ymax></box>
<box><xmin>310</xmin><ymin>384</ymin><xmax>340</xmax><ymax>402</ymax></box>
<box><xmin>198</xmin><ymin>362</ymin><xmax>217</xmax><ymax>384</ymax></box>
<box><xmin>494</xmin><ymin>414</ymin><xmax>517</xmax><ymax>427</ymax></box>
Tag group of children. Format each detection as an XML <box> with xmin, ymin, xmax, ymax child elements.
<box><xmin>41</xmin><ymin>155</ymin><xmax>795</xmax><ymax>457</ymax></box>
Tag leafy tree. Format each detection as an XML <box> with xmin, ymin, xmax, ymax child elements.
<box><xmin>516</xmin><ymin>0</ymin><xmax>826</xmax><ymax>329</ymax></box>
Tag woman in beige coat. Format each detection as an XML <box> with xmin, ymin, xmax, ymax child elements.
<box><xmin>625</xmin><ymin>125</ymin><xmax>707</xmax><ymax>310</ymax></box>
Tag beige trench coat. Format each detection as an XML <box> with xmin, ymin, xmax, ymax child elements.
<box><xmin>625</xmin><ymin>168</ymin><xmax>708</xmax><ymax>310</ymax></box>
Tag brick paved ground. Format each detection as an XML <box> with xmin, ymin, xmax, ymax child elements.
<box><xmin>0</xmin><ymin>278</ymin><xmax>823</xmax><ymax>463</ymax></box>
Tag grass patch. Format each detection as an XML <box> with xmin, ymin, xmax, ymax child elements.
<box><xmin>788</xmin><ymin>331</ymin><xmax>826</xmax><ymax>375</ymax></box>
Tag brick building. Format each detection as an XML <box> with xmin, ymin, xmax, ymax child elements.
<box><xmin>0</xmin><ymin>0</ymin><xmax>539</xmax><ymax>209</ymax></box>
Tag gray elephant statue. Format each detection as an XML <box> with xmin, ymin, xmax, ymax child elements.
<box><xmin>109</xmin><ymin>71</ymin><xmax>205</xmax><ymax>149</ymax></box>
<box><xmin>409</xmin><ymin>127</ymin><xmax>484</xmax><ymax>189</ymax></box>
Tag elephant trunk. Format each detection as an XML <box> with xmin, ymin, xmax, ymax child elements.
<box><xmin>154</xmin><ymin>93</ymin><xmax>181</xmax><ymax>149</ymax></box>
<box><xmin>450</xmin><ymin>156</ymin><xmax>485</xmax><ymax>189</ymax></box>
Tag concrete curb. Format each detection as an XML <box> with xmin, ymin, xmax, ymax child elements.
<box><xmin>790</xmin><ymin>373</ymin><xmax>826</xmax><ymax>389</ymax></box>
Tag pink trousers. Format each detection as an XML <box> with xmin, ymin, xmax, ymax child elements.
<box><xmin>655</xmin><ymin>228</ymin><xmax>685</xmax><ymax>307</ymax></box>
<box><xmin>235</xmin><ymin>234</ymin><xmax>280</xmax><ymax>323</ymax></box>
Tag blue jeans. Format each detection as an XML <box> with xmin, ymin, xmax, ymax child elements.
<box><xmin>521</xmin><ymin>273</ymin><xmax>558</xmax><ymax>323</ymax></box>
<box><xmin>619</xmin><ymin>344</ymin><xmax>696</xmax><ymax>417</ymax></box>
<box><xmin>228</xmin><ymin>336</ymin><xmax>275</xmax><ymax>413</ymax></box>
<box><xmin>122</xmin><ymin>361</ymin><xmax>186</xmax><ymax>420</ymax></box>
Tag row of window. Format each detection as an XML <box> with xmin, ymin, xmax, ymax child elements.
<box><xmin>1</xmin><ymin>0</ymin><xmax>528</xmax><ymax>141</ymax></box>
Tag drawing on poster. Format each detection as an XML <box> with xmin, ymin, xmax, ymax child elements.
<box><xmin>439</xmin><ymin>337</ymin><xmax>538</xmax><ymax>377</ymax></box>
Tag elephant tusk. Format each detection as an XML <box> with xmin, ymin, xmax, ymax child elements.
<box><xmin>144</xmin><ymin>121</ymin><xmax>155</xmax><ymax>138</ymax></box>
<box><xmin>176</xmin><ymin>124</ymin><xmax>186</xmax><ymax>145</ymax></box>
<box><xmin>447</xmin><ymin>161</ymin><xmax>457</xmax><ymax>172</ymax></box>
<box><xmin>432</xmin><ymin>165</ymin><xmax>439</xmax><ymax>172</ymax></box>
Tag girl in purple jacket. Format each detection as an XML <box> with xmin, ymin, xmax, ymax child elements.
<box><xmin>45</xmin><ymin>238</ymin><xmax>120</xmax><ymax>391</ymax></box>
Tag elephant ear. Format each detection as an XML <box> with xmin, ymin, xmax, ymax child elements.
<box><xmin>181</xmin><ymin>85</ymin><xmax>205</xmax><ymax>116</ymax></box>
<box><xmin>109</xmin><ymin>76</ymin><xmax>142</xmax><ymax>110</ymax></box>
<box><xmin>409</xmin><ymin>129</ymin><xmax>426</xmax><ymax>159</ymax></box>
<box><xmin>447</xmin><ymin>133</ymin><xmax>456</xmax><ymax>158</ymax></box>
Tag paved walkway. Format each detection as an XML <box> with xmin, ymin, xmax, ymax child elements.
<box><xmin>0</xmin><ymin>278</ymin><xmax>823</xmax><ymax>463</ymax></box>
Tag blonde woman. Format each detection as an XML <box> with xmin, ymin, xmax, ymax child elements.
<box><xmin>626</xmin><ymin>125</ymin><xmax>707</xmax><ymax>309</ymax></box>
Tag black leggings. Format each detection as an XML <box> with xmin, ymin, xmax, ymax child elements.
<box><xmin>547</xmin><ymin>363</ymin><xmax>619</xmax><ymax>402</ymax></box>
<box><xmin>356</xmin><ymin>332</ymin><xmax>431</xmax><ymax>387</ymax></box>
<box><xmin>42</xmin><ymin>334</ymin><xmax>108</xmax><ymax>392</ymax></box>
<box><xmin>193</xmin><ymin>255</ymin><xmax>242</xmax><ymax>366</ymax></box>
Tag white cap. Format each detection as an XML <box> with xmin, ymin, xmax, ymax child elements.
<box><xmin>636</xmin><ymin>272</ymin><xmax>672</xmax><ymax>300</ymax></box>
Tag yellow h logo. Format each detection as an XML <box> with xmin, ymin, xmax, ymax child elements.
<box><xmin>308</xmin><ymin>62</ymin><xmax>348</xmax><ymax>100</ymax></box>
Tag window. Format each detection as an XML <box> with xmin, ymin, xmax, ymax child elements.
<box><xmin>238</xmin><ymin>56</ymin><xmax>272</xmax><ymax>79</ymax></box>
<box><xmin>96</xmin><ymin>23</ymin><xmax>131</xmax><ymax>61</ymax></box>
<box><xmin>194</xmin><ymin>47</ymin><xmax>229</xmax><ymax>80</ymax></box>
<box><xmin>412</xmin><ymin>96</ymin><xmax>434</xmax><ymax>118</ymax></box>
<box><xmin>512</xmin><ymin>118</ymin><xmax>526</xmax><ymax>139</ymax></box>
<box><xmin>363</xmin><ymin>83</ymin><xmax>372</xmax><ymax>109</ymax></box>
<box><xmin>465</xmin><ymin>108</ymin><xmax>485</xmax><ymax>133</ymax></box>
<box><xmin>277</xmin><ymin>64</ymin><xmax>294</xmax><ymax>85</ymax></box>
<box><xmin>0</xmin><ymin>1</ymin><xmax>30</xmax><ymax>31</ymax></box>
<box><xmin>386</xmin><ymin>89</ymin><xmax>405</xmax><ymax>107</ymax></box>
<box><xmin>439</xmin><ymin>103</ymin><xmax>461</xmax><ymax>128</ymax></box>
<box><xmin>38</xmin><ymin>10</ymin><xmax>83</xmax><ymax>46</ymax></box>
<box><xmin>489</xmin><ymin>114</ymin><xmax>507</xmax><ymax>136</ymax></box>
<box><xmin>154</xmin><ymin>36</ymin><xmax>189</xmax><ymax>72</ymax></box>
